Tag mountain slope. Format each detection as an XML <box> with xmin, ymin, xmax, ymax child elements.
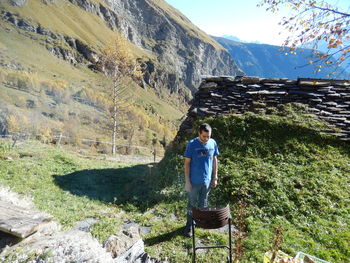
<box><xmin>214</xmin><ymin>36</ymin><xmax>348</xmax><ymax>79</ymax></box>
<box><xmin>0</xmin><ymin>0</ymin><xmax>242</xmax><ymax>150</ymax></box>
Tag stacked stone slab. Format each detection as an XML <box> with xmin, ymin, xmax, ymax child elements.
<box><xmin>177</xmin><ymin>76</ymin><xmax>350</xmax><ymax>141</ymax></box>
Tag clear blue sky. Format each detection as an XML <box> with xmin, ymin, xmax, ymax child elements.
<box><xmin>164</xmin><ymin>0</ymin><xmax>350</xmax><ymax>45</ymax></box>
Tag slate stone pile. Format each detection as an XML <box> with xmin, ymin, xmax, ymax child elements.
<box><xmin>178</xmin><ymin>76</ymin><xmax>350</xmax><ymax>141</ymax></box>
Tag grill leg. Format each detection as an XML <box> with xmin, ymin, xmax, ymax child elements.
<box><xmin>229</xmin><ymin>218</ymin><xmax>232</xmax><ymax>263</ymax></box>
<box><xmin>192</xmin><ymin>219</ymin><xmax>196</xmax><ymax>263</ymax></box>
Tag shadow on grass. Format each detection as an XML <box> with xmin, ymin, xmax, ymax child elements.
<box><xmin>144</xmin><ymin>226</ymin><xmax>184</xmax><ymax>246</ymax></box>
<box><xmin>53</xmin><ymin>164</ymin><xmax>159</xmax><ymax>211</ymax></box>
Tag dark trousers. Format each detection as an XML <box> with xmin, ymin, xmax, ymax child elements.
<box><xmin>185</xmin><ymin>183</ymin><xmax>211</xmax><ymax>229</ymax></box>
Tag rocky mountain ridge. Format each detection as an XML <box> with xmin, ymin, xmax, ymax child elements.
<box><xmin>69</xmin><ymin>0</ymin><xmax>243</xmax><ymax>94</ymax></box>
<box><xmin>1</xmin><ymin>0</ymin><xmax>243</xmax><ymax>97</ymax></box>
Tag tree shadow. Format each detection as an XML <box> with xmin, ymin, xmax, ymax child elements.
<box><xmin>53</xmin><ymin>164</ymin><xmax>159</xmax><ymax>211</ymax></box>
<box><xmin>144</xmin><ymin>226</ymin><xmax>184</xmax><ymax>246</ymax></box>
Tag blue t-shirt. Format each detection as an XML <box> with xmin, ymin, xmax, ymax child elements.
<box><xmin>184</xmin><ymin>137</ymin><xmax>219</xmax><ymax>186</ymax></box>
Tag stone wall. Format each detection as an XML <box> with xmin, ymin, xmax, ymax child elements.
<box><xmin>177</xmin><ymin>76</ymin><xmax>350</xmax><ymax>141</ymax></box>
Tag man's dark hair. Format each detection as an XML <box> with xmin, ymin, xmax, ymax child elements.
<box><xmin>198</xmin><ymin>123</ymin><xmax>212</xmax><ymax>133</ymax></box>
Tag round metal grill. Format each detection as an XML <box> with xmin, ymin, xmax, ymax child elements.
<box><xmin>192</xmin><ymin>205</ymin><xmax>231</xmax><ymax>229</ymax></box>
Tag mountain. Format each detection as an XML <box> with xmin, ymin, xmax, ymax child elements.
<box><xmin>221</xmin><ymin>35</ymin><xmax>261</xmax><ymax>44</ymax></box>
<box><xmin>213</xmin><ymin>36</ymin><xmax>349</xmax><ymax>79</ymax></box>
<box><xmin>221</xmin><ymin>35</ymin><xmax>242</xmax><ymax>42</ymax></box>
<box><xmin>0</xmin><ymin>0</ymin><xmax>242</xmax><ymax>149</ymax></box>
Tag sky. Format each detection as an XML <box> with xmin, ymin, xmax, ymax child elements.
<box><xmin>164</xmin><ymin>0</ymin><xmax>350</xmax><ymax>46</ymax></box>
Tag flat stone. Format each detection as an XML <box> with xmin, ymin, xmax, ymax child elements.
<box><xmin>0</xmin><ymin>200</ymin><xmax>53</xmax><ymax>238</ymax></box>
<box><xmin>326</xmin><ymin>93</ymin><xmax>341</xmax><ymax>97</ymax></box>
<box><xmin>260</xmin><ymin>78</ymin><xmax>291</xmax><ymax>84</ymax></box>
<box><xmin>322</xmin><ymin>102</ymin><xmax>338</xmax><ymax>106</ymax></box>
<box><xmin>289</xmin><ymin>90</ymin><xmax>323</xmax><ymax>97</ymax></box>
<box><xmin>298</xmin><ymin>79</ymin><xmax>331</xmax><ymax>86</ymax></box>
<box><xmin>308</xmin><ymin>108</ymin><xmax>320</xmax><ymax>112</ymax></box>
<box><xmin>210</xmin><ymin>93</ymin><xmax>223</xmax><ymax>98</ymax></box>
<box><xmin>262</xmin><ymin>83</ymin><xmax>286</xmax><ymax>87</ymax></box>
<box><xmin>199</xmin><ymin>82</ymin><xmax>218</xmax><ymax>89</ymax></box>
<box><xmin>320</xmin><ymin>110</ymin><xmax>332</xmax><ymax>116</ymax></box>
<box><xmin>247</xmin><ymin>84</ymin><xmax>262</xmax><ymax>88</ymax></box>
<box><xmin>242</xmin><ymin>76</ymin><xmax>260</xmax><ymax>84</ymax></box>
<box><xmin>246</xmin><ymin>90</ymin><xmax>287</xmax><ymax>95</ymax></box>
<box><xmin>309</xmin><ymin>98</ymin><xmax>323</xmax><ymax>103</ymax></box>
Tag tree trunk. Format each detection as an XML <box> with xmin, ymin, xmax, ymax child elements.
<box><xmin>112</xmin><ymin>83</ymin><xmax>117</xmax><ymax>155</ymax></box>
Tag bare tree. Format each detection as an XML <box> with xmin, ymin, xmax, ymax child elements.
<box><xmin>259</xmin><ymin>0</ymin><xmax>350</xmax><ymax>75</ymax></box>
<box><xmin>98</xmin><ymin>34</ymin><xmax>143</xmax><ymax>155</ymax></box>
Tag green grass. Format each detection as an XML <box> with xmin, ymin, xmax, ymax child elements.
<box><xmin>2</xmin><ymin>105</ymin><xmax>349</xmax><ymax>262</ymax></box>
<box><xmin>156</xmin><ymin>104</ymin><xmax>350</xmax><ymax>262</ymax></box>
<box><xmin>0</xmin><ymin>140</ymin><xmax>150</xmax><ymax>241</ymax></box>
<box><xmin>0</xmin><ymin>139</ymin><xmax>231</xmax><ymax>262</ymax></box>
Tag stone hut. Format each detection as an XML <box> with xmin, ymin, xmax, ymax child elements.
<box><xmin>177</xmin><ymin>76</ymin><xmax>350</xmax><ymax>140</ymax></box>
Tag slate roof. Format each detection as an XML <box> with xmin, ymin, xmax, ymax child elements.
<box><xmin>177</xmin><ymin>76</ymin><xmax>350</xmax><ymax>141</ymax></box>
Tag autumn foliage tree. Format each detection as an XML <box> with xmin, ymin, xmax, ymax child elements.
<box><xmin>98</xmin><ymin>34</ymin><xmax>143</xmax><ymax>154</ymax></box>
<box><xmin>259</xmin><ymin>0</ymin><xmax>350</xmax><ymax>75</ymax></box>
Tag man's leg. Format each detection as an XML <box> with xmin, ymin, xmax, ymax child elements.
<box><xmin>184</xmin><ymin>184</ymin><xmax>200</xmax><ymax>235</ymax></box>
<box><xmin>198</xmin><ymin>184</ymin><xmax>211</xmax><ymax>209</ymax></box>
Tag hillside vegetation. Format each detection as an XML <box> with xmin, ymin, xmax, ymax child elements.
<box><xmin>0</xmin><ymin>105</ymin><xmax>349</xmax><ymax>262</ymax></box>
<box><xmin>156</xmin><ymin>104</ymin><xmax>350</xmax><ymax>262</ymax></box>
<box><xmin>0</xmin><ymin>16</ymin><xmax>182</xmax><ymax>152</ymax></box>
<box><xmin>0</xmin><ymin>0</ymin><xmax>187</xmax><ymax>152</ymax></box>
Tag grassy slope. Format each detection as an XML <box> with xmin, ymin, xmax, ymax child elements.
<box><xmin>1</xmin><ymin>105</ymin><xmax>349</xmax><ymax>262</ymax></box>
<box><xmin>0</xmin><ymin>7</ymin><xmax>183</xmax><ymax>143</ymax></box>
<box><xmin>156</xmin><ymin>105</ymin><xmax>350</xmax><ymax>262</ymax></box>
<box><xmin>0</xmin><ymin>140</ymin><xmax>152</xmax><ymax>242</ymax></box>
<box><xmin>3</xmin><ymin>0</ymin><xmax>126</xmax><ymax>53</ymax></box>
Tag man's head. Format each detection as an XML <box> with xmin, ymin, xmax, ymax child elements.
<box><xmin>198</xmin><ymin>123</ymin><xmax>212</xmax><ymax>143</ymax></box>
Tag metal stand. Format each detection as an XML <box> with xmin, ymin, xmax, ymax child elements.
<box><xmin>191</xmin><ymin>206</ymin><xmax>232</xmax><ymax>263</ymax></box>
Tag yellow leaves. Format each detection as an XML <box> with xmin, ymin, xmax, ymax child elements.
<box><xmin>99</xmin><ymin>33</ymin><xmax>143</xmax><ymax>81</ymax></box>
<box><xmin>6</xmin><ymin>115</ymin><xmax>20</xmax><ymax>133</ymax></box>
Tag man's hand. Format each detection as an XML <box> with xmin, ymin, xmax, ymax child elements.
<box><xmin>211</xmin><ymin>178</ymin><xmax>218</xmax><ymax>188</ymax></box>
<box><xmin>185</xmin><ymin>182</ymin><xmax>192</xmax><ymax>192</ymax></box>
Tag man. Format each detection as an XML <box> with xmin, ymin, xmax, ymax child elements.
<box><xmin>183</xmin><ymin>123</ymin><xmax>219</xmax><ymax>237</ymax></box>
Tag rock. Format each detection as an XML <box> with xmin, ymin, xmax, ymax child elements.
<box><xmin>114</xmin><ymin>239</ymin><xmax>145</xmax><ymax>263</ymax></box>
<box><xmin>72</xmin><ymin>218</ymin><xmax>98</xmax><ymax>232</ymax></box>
<box><xmin>8</xmin><ymin>0</ymin><xmax>27</xmax><ymax>6</ymax></box>
<box><xmin>199</xmin><ymin>82</ymin><xmax>218</xmax><ymax>89</ymax></box>
<box><xmin>104</xmin><ymin>226</ymin><xmax>142</xmax><ymax>259</ymax></box>
<box><xmin>241</xmin><ymin>76</ymin><xmax>260</xmax><ymax>84</ymax></box>
<box><xmin>135</xmin><ymin>252</ymin><xmax>167</xmax><ymax>263</ymax></box>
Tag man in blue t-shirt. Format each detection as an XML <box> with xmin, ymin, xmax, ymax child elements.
<box><xmin>183</xmin><ymin>123</ymin><xmax>219</xmax><ymax>237</ymax></box>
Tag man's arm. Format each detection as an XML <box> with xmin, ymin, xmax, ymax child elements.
<box><xmin>211</xmin><ymin>155</ymin><xmax>218</xmax><ymax>188</ymax></box>
<box><xmin>184</xmin><ymin>157</ymin><xmax>192</xmax><ymax>192</ymax></box>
